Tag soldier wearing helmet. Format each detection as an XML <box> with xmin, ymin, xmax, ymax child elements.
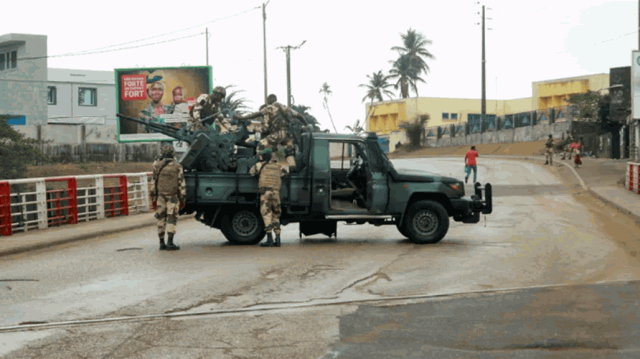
<box><xmin>188</xmin><ymin>86</ymin><xmax>227</xmax><ymax>132</ymax></box>
<box><xmin>235</xmin><ymin>94</ymin><xmax>308</xmax><ymax>170</ymax></box>
<box><xmin>151</xmin><ymin>144</ymin><xmax>186</xmax><ymax>250</ymax></box>
<box><xmin>250</xmin><ymin>148</ymin><xmax>289</xmax><ymax>247</ymax></box>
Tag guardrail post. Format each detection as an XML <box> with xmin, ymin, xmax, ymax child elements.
<box><xmin>67</xmin><ymin>177</ymin><xmax>78</xmax><ymax>224</ymax></box>
<box><xmin>35</xmin><ymin>180</ymin><xmax>47</xmax><ymax>230</ymax></box>
<box><xmin>636</xmin><ymin>164</ymin><xmax>640</xmax><ymax>194</ymax></box>
<box><xmin>140</xmin><ymin>174</ymin><xmax>150</xmax><ymax>212</ymax></box>
<box><xmin>95</xmin><ymin>176</ymin><xmax>105</xmax><ymax>220</ymax></box>
<box><xmin>0</xmin><ymin>181</ymin><xmax>12</xmax><ymax>236</ymax></box>
<box><xmin>119</xmin><ymin>175</ymin><xmax>129</xmax><ymax>216</ymax></box>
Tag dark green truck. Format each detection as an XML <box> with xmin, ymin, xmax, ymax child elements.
<box><xmin>181</xmin><ymin>131</ymin><xmax>492</xmax><ymax>245</ymax></box>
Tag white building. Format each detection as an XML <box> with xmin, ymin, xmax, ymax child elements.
<box><xmin>0</xmin><ymin>33</ymin><xmax>118</xmax><ymax>144</ymax></box>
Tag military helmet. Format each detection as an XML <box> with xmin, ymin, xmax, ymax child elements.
<box><xmin>161</xmin><ymin>144</ymin><xmax>175</xmax><ymax>158</ymax></box>
<box><xmin>212</xmin><ymin>86</ymin><xmax>226</xmax><ymax>97</ymax></box>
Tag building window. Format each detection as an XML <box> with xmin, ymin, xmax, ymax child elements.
<box><xmin>451</xmin><ymin>113</ymin><xmax>458</xmax><ymax>120</ymax></box>
<box><xmin>78</xmin><ymin>88</ymin><xmax>97</xmax><ymax>106</ymax></box>
<box><xmin>442</xmin><ymin>112</ymin><xmax>449</xmax><ymax>120</ymax></box>
<box><xmin>47</xmin><ymin>86</ymin><xmax>57</xmax><ymax>105</ymax></box>
<box><xmin>0</xmin><ymin>50</ymin><xmax>17</xmax><ymax>71</ymax></box>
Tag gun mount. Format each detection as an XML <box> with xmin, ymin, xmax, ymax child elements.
<box><xmin>117</xmin><ymin>114</ymin><xmax>258</xmax><ymax>173</ymax></box>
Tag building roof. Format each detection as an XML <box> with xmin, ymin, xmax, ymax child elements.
<box><xmin>48</xmin><ymin>68</ymin><xmax>115</xmax><ymax>84</ymax></box>
<box><xmin>532</xmin><ymin>73</ymin><xmax>609</xmax><ymax>84</ymax></box>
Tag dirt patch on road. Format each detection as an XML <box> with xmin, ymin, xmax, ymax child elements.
<box><xmin>24</xmin><ymin>162</ymin><xmax>154</xmax><ymax>178</ymax></box>
<box><xmin>389</xmin><ymin>141</ymin><xmax>548</xmax><ymax>159</ymax></box>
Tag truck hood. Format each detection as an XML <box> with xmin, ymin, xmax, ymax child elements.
<box><xmin>389</xmin><ymin>168</ymin><xmax>460</xmax><ymax>184</ymax></box>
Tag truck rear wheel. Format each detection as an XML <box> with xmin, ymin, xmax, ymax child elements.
<box><xmin>403</xmin><ymin>200</ymin><xmax>449</xmax><ymax>244</ymax></box>
<box><xmin>221</xmin><ymin>207</ymin><xmax>266</xmax><ymax>245</ymax></box>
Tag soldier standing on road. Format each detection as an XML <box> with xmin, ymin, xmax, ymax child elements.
<box><xmin>152</xmin><ymin>145</ymin><xmax>186</xmax><ymax>251</ymax></box>
<box><xmin>250</xmin><ymin>148</ymin><xmax>288</xmax><ymax>247</ymax></box>
<box><xmin>544</xmin><ymin>134</ymin><xmax>554</xmax><ymax>165</ymax></box>
<box><xmin>562</xmin><ymin>132</ymin><xmax>574</xmax><ymax>160</ymax></box>
<box><xmin>188</xmin><ymin>86</ymin><xmax>226</xmax><ymax>132</ymax></box>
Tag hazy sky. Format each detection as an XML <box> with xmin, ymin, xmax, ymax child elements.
<box><xmin>6</xmin><ymin>0</ymin><xmax>639</xmax><ymax>132</ymax></box>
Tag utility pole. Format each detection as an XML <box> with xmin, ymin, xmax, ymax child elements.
<box><xmin>277</xmin><ymin>40</ymin><xmax>306</xmax><ymax>107</ymax></box>
<box><xmin>205</xmin><ymin>28</ymin><xmax>209</xmax><ymax>66</ymax></box>
<box><xmin>476</xmin><ymin>3</ymin><xmax>492</xmax><ymax>137</ymax></box>
<box><xmin>263</xmin><ymin>1</ymin><xmax>270</xmax><ymax>104</ymax></box>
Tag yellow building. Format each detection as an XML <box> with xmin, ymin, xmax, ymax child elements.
<box><xmin>366</xmin><ymin>73</ymin><xmax>610</xmax><ymax>151</ymax></box>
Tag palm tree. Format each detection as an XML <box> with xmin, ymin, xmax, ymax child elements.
<box><xmin>391</xmin><ymin>28</ymin><xmax>435</xmax><ymax>75</ymax></box>
<box><xmin>359</xmin><ymin>70</ymin><xmax>395</xmax><ymax>103</ymax></box>
<box><xmin>291</xmin><ymin>104</ymin><xmax>323</xmax><ymax>132</ymax></box>
<box><xmin>388</xmin><ymin>53</ymin><xmax>425</xmax><ymax>99</ymax></box>
<box><xmin>319</xmin><ymin>82</ymin><xmax>338</xmax><ymax>133</ymax></box>
<box><xmin>220</xmin><ymin>85</ymin><xmax>251</xmax><ymax>118</ymax></box>
<box><xmin>344</xmin><ymin>119</ymin><xmax>365</xmax><ymax>135</ymax></box>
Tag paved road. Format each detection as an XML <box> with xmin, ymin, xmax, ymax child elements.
<box><xmin>2</xmin><ymin>158</ymin><xmax>639</xmax><ymax>358</ymax></box>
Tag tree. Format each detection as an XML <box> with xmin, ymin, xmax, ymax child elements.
<box><xmin>359</xmin><ymin>71</ymin><xmax>395</xmax><ymax>103</ymax></box>
<box><xmin>388</xmin><ymin>53</ymin><xmax>426</xmax><ymax>99</ymax></box>
<box><xmin>291</xmin><ymin>104</ymin><xmax>323</xmax><ymax>132</ymax></box>
<box><xmin>344</xmin><ymin>119</ymin><xmax>365</xmax><ymax>135</ymax></box>
<box><xmin>0</xmin><ymin>118</ymin><xmax>50</xmax><ymax>179</ymax></box>
<box><xmin>220</xmin><ymin>85</ymin><xmax>251</xmax><ymax>118</ymax></box>
<box><xmin>391</xmin><ymin>28</ymin><xmax>435</xmax><ymax>77</ymax></box>
<box><xmin>319</xmin><ymin>82</ymin><xmax>338</xmax><ymax>133</ymax></box>
<box><xmin>398</xmin><ymin>114</ymin><xmax>430</xmax><ymax>149</ymax></box>
<box><xmin>567</xmin><ymin>90</ymin><xmax>605</xmax><ymax>122</ymax></box>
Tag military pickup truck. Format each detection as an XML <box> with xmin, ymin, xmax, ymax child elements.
<box><xmin>180</xmin><ymin>131</ymin><xmax>492</xmax><ymax>245</ymax></box>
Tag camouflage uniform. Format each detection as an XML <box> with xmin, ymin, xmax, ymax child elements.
<box><xmin>250</xmin><ymin>150</ymin><xmax>288</xmax><ymax>247</ymax></box>
<box><xmin>562</xmin><ymin>136</ymin><xmax>574</xmax><ymax>160</ymax></box>
<box><xmin>256</xmin><ymin>102</ymin><xmax>298</xmax><ymax>168</ymax></box>
<box><xmin>544</xmin><ymin>136</ymin><xmax>554</xmax><ymax>165</ymax></box>
<box><xmin>152</xmin><ymin>145</ymin><xmax>186</xmax><ymax>250</ymax></box>
<box><xmin>138</xmin><ymin>104</ymin><xmax>175</xmax><ymax>133</ymax></box>
<box><xmin>188</xmin><ymin>86</ymin><xmax>227</xmax><ymax>132</ymax></box>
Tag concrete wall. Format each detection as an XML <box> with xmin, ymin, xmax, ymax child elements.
<box><xmin>39</xmin><ymin>142</ymin><xmax>162</xmax><ymax>163</ymax></box>
<box><xmin>0</xmin><ymin>34</ymin><xmax>48</xmax><ymax>125</ymax></box>
<box><xmin>15</xmin><ymin>124</ymin><xmax>119</xmax><ymax>144</ymax></box>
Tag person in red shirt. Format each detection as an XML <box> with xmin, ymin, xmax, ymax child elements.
<box><xmin>570</xmin><ymin>137</ymin><xmax>583</xmax><ymax>168</ymax></box>
<box><xmin>464</xmin><ymin>146</ymin><xmax>479</xmax><ymax>184</ymax></box>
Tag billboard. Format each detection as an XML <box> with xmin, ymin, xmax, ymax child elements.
<box><xmin>609</xmin><ymin>66</ymin><xmax>630</xmax><ymax>123</ymax></box>
<box><xmin>115</xmin><ymin>66</ymin><xmax>212</xmax><ymax>143</ymax></box>
<box><xmin>632</xmin><ymin>51</ymin><xmax>640</xmax><ymax>119</ymax></box>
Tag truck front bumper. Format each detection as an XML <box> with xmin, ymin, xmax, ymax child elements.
<box><xmin>451</xmin><ymin>183</ymin><xmax>493</xmax><ymax>224</ymax></box>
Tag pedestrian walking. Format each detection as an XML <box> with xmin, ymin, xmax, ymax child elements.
<box><xmin>571</xmin><ymin>137</ymin><xmax>583</xmax><ymax>168</ymax></box>
<box><xmin>151</xmin><ymin>145</ymin><xmax>186</xmax><ymax>251</ymax></box>
<box><xmin>250</xmin><ymin>149</ymin><xmax>288</xmax><ymax>247</ymax></box>
<box><xmin>544</xmin><ymin>134</ymin><xmax>554</xmax><ymax>165</ymax></box>
<box><xmin>464</xmin><ymin>146</ymin><xmax>479</xmax><ymax>184</ymax></box>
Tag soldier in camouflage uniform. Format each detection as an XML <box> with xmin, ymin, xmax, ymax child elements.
<box><xmin>544</xmin><ymin>134</ymin><xmax>554</xmax><ymax>165</ymax></box>
<box><xmin>236</xmin><ymin>94</ymin><xmax>308</xmax><ymax>169</ymax></box>
<box><xmin>188</xmin><ymin>86</ymin><xmax>226</xmax><ymax>132</ymax></box>
<box><xmin>250</xmin><ymin>148</ymin><xmax>288</xmax><ymax>247</ymax></box>
<box><xmin>151</xmin><ymin>145</ymin><xmax>186</xmax><ymax>251</ymax></box>
<box><xmin>562</xmin><ymin>132</ymin><xmax>574</xmax><ymax>160</ymax></box>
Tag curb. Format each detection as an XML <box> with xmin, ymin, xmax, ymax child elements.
<box><xmin>0</xmin><ymin>215</ymin><xmax>195</xmax><ymax>258</ymax></box>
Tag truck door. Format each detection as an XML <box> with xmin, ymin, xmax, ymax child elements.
<box><xmin>365</xmin><ymin>142</ymin><xmax>389</xmax><ymax>214</ymax></box>
<box><xmin>311</xmin><ymin>139</ymin><xmax>330</xmax><ymax>214</ymax></box>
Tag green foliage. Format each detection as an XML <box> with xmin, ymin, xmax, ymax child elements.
<box><xmin>344</xmin><ymin>119</ymin><xmax>365</xmax><ymax>135</ymax></box>
<box><xmin>319</xmin><ymin>82</ymin><xmax>338</xmax><ymax>133</ymax></box>
<box><xmin>291</xmin><ymin>105</ymin><xmax>323</xmax><ymax>132</ymax></box>
<box><xmin>567</xmin><ymin>90</ymin><xmax>605</xmax><ymax>121</ymax></box>
<box><xmin>0</xmin><ymin>118</ymin><xmax>50</xmax><ymax>179</ymax></box>
<box><xmin>388</xmin><ymin>28</ymin><xmax>434</xmax><ymax>99</ymax></box>
<box><xmin>220</xmin><ymin>85</ymin><xmax>251</xmax><ymax>118</ymax></box>
<box><xmin>398</xmin><ymin>114</ymin><xmax>429</xmax><ymax>149</ymax></box>
<box><xmin>359</xmin><ymin>70</ymin><xmax>395</xmax><ymax>103</ymax></box>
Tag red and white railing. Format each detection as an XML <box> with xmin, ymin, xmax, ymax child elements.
<box><xmin>0</xmin><ymin>173</ymin><xmax>154</xmax><ymax>236</ymax></box>
<box><xmin>627</xmin><ymin>162</ymin><xmax>640</xmax><ymax>195</ymax></box>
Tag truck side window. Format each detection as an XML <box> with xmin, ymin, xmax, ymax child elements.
<box><xmin>367</xmin><ymin>144</ymin><xmax>384</xmax><ymax>172</ymax></box>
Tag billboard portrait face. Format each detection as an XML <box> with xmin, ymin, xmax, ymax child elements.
<box><xmin>116</xmin><ymin>66</ymin><xmax>212</xmax><ymax>143</ymax></box>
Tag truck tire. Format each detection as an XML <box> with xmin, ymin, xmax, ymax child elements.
<box><xmin>403</xmin><ymin>200</ymin><xmax>449</xmax><ymax>244</ymax></box>
<box><xmin>220</xmin><ymin>207</ymin><xmax>266</xmax><ymax>245</ymax></box>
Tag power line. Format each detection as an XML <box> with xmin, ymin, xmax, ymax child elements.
<box><xmin>539</xmin><ymin>30</ymin><xmax>639</xmax><ymax>58</ymax></box>
<box><xmin>18</xmin><ymin>32</ymin><xmax>205</xmax><ymax>61</ymax></box>
<box><xmin>52</xmin><ymin>6</ymin><xmax>261</xmax><ymax>58</ymax></box>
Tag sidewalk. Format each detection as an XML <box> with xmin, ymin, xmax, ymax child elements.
<box><xmin>488</xmin><ymin>154</ymin><xmax>640</xmax><ymax>226</ymax></box>
<box><xmin>0</xmin><ymin>213</ymin><xmax>193</xmax><ymax>257</ymax></box>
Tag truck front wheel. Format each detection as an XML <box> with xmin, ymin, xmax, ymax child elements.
<box><xmin>221</xmin><ymin>207</ymin><xmax>266</xmax><ymax>245</ymax></box>
<box><xmin>403</xmin><ymin>200</ymin><xmax>449</xmax><ymax>244</ymax></box>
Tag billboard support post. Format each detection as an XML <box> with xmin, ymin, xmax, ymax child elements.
<box><xmin>633</xmin><ymin>51</ymin><xmax>640</xmax><ymax>161</ymax></box>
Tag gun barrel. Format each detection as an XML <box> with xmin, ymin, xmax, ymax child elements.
<box><xmin>116</xmin><ymin>113</ymin><xmax>180</xmax><ymax>139</ymax></box>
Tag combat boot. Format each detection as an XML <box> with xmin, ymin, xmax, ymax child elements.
<box><xmin>261</xmin><ymin>233</ymin><xmax>276</xmax><ymax>247</ymax></box>
<box><xmin>275</xmin><ymin>233</ymin><xmax>281</xmax><ymax>247</ymax></box>
<box><xmin>159</xmin><ymin>234</ymin><xmax>167</xmax><ymax>251</ymax></box>
<box><xmin>166</xmin><ymin>233</ymin><xmax>180</xmax><ymax>251</ymax></box>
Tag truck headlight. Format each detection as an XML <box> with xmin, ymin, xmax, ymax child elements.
<box><xmin>445</xmin><ymin>182</ymin><xmax>465</xmax><ymax>196</ymax></box>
